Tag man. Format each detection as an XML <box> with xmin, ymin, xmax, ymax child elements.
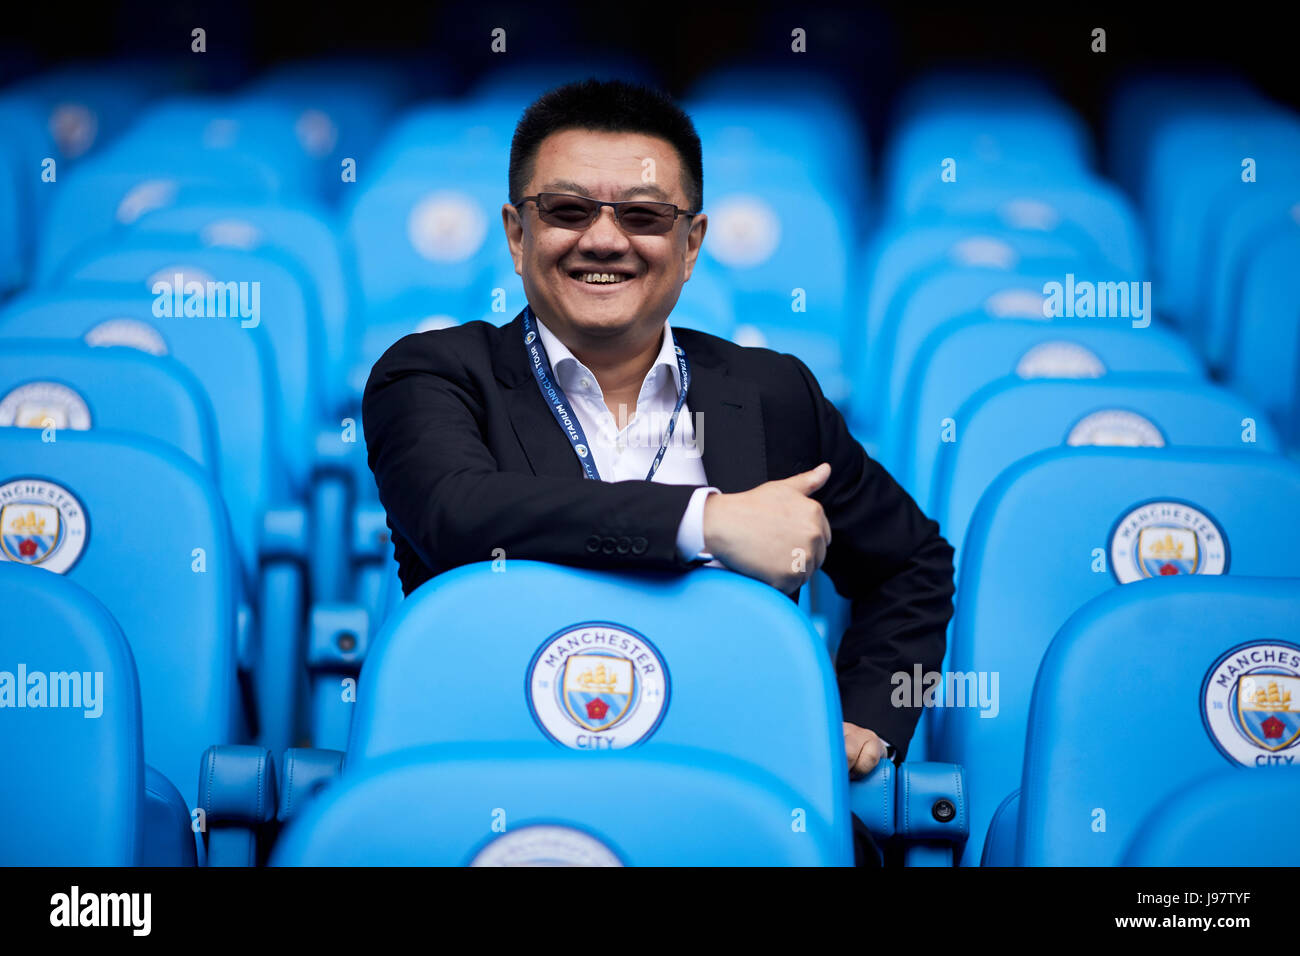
<box><xmin>364</xmin><ymin>79</ymin><xmax>954</xmax><ymax>816</ymax></box>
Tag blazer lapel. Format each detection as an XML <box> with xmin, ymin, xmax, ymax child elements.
<box><xmin>497</xmin><ymin>311</ymin><xmax>585</xmax><ymax>479</ymax></box>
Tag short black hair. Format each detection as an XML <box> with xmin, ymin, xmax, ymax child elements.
<box><xmin>509</xmin><ymin>78</ymin><xmax>703</xmax><ymax>213</ymax></box>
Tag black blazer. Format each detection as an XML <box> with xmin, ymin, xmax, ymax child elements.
<box><xmin>363</xmin><ymin>309</ymin><xmax>955</xmax><ymax>759</ymax></box>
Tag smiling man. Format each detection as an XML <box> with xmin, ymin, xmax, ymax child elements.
<box><xmin>363</xmin><ymin>80</ymin><xmax>955</xmax><ymax>858</ymax></box>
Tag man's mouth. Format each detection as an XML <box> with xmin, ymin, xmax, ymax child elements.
<box><xmin>568</xmin><ymin>269</ymin><xmax>634</xmax><ymax>285</ymax></box>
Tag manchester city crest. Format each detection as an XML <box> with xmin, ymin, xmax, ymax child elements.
<box><xmin>0</xmin><ymin>382</ymin><xmax>92</xmax><ymax>431</ymax></box>
<box><xmin>1066</xmin><ymin>409</ymin><xmax>1166</xmax><ymax>448</ymax></box>
<box><xmin>469</xmin><ymin>824</ymin><xmax>624</xmax><ymax>867</ymax></box>
<box><xmin>527</xmin><ymin>622</ymin><xmax>669</xmax><ymax>749</ymax></box>
<box><xmin>1108</xmin><ymin>499</ymin><xmax>1228</xmax><ymax>584</ymax></box>
<box><xmin>84</xmin><ymin>318</ymin><xmax>168</xmax><ymax>356</ymax></box>
<box><xmin>1201</xmin><ymin>642</ymin><xmax>1300</xmax><ymax>766</ymax></box>
<box><xmin>1015</xmin><ymin>341</ymin><xmax>1106</xmax><ymax>379</ymax></box>
<box><xmin>0</xmin><ymin>478</ymin><xmax>89</xmax><ymax>573</ymax></box>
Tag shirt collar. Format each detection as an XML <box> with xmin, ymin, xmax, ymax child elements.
<box><xmin>532</xmin><ymin>312</ymin><xmax>682</xmax><ymax>398</ymax></box>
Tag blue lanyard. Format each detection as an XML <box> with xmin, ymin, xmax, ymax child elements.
<box><xmin>521</xmin><ymin>305</ymin><xmax>690</xmax><ymax>482</ymax></box>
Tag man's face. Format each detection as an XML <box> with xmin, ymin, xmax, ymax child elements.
<box><xmin>503</xmin><ymin>128</ymin><xmax>707</xmax><ymax>348</ymax></box>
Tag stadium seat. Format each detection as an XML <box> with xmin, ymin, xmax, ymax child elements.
<box><xmin>273</xmin><ymin>743</ymin><xmax>850</xmax><ymax>866</ymax></box>
<box><xmin>1009</xmin><ymin>576</ymin><xmax>1300</xmax><ymax>865</ymax></box>
<box><xmin>1223</xmin><ymin>220</ymin><xmax>1300</xmax><ymax>448</ymax></box>
<box><xmin>0</xmin><ymin>339</ymin><xmax>219</xmax><ymax>472</ymax></box>
<box><xmin>930</xmin><ymin>447</ymin><xmax>1300</xmax><ymax>864</ymax></box>
<box><xmin>0</xmin><ymin>562</ymin><xmax>146</xmax><ymax>864</ymax></box>
<box><xmin>1123</xmin><ymin>766</ymin><xmax>1300</xmax><ymax>866</ymax></box>
<box><xmin>335</xmin><ymin>561</ymin><xmax>966</xmax><ymax>860</ymax></box>
<box><xmin>130</xmin><ymin>199</ymin><xmax>357</xmax><ymax>418</ymax></box>
<box><xmin>897</xmin><ymin>319</ymin><xmax>1204</xmax><ymax>503</ymax></box>
<box><xmin>0</xmin><ymin>429</ymin><xmax>245</xmax><ymax>808</ymax></box>
<box><xmin>933</xmin><ymin>376</ymin><xmax>1279</xmax><ymax>567</ymax></box>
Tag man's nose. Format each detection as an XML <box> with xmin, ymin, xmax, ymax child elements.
<box><xmin>577</xmin><ymin>205</ymin><xmax>631</xmax><ymax>253</ymax></box>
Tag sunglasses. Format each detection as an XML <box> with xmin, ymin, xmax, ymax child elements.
<box><xmin>518</xmin><ymin>192</ymin><xmax>699</xmax><ymax>236</ymax></box>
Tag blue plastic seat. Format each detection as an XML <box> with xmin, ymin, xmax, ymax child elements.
<box><xmin>897</xmin><ymin>319</ymin><xmax>1203</xmax><ymax>504</ymax></box>
<box><xmin>931</xmin><ymin>447</ymin><xmax>1300</xmax><ymax>864</ymax></box>
<box><xmin>1223</xmin><ymin>221</ymin><xmax>1300</xmax><ymax>447</ymax></box>
<box><xmin>272</xmin><ymin>743</ymin><xmax>846</xmax><ymax>866</ymax></box>
<box><xmin>934</xmin><ymin>376</ymin><xmax>1279</xmax><ymax>568</ymax></box>
<box><xmin>1142</xmin><ymin>110</ymin><xmax>1300</xmax><ymax>327</ymax></box>
<box><xmin>1200</xmin><ymin>187</ymin><xmax>1299</xmax><ymax>372</ymax></box>
<box><xmin>1010</xmin><ymin>576</ymin><xmax>1300</xmax><ymax>865</ymax></box>
<box><xmin>130</xmin><ymin>199</ymin><xmax>357</xmax><ymax>417</ymax></box>
<box><xmin>0</xmin><ymin>430</ymin><xmax>244</xmax><ymax>807</ymax></box>
<box><xmin>0</xmin><ymin>340</ymin><xmax>218</xmax><ymax>472</ymax></box>
<box><xmin>0</xmin><ymin>562</ymin><xmax>146</xmax><ymax>865</ymax></box>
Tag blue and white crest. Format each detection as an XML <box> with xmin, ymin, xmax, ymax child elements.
<box><xmin>1109</xmin><ymin>500</ymin><xmax>1228</xmax><ymax>585</ymax></box>
<box><xmin>470</xmin><ymin>824</ymin><xmax>623</xmax><ymax>867</ymax></box>
<box><xmin>0</xmin><ymin>382</ymin><xmax>92</xmax><ymax>431</ymax></box>
<box><xmin>1202</xmin><ymin>642</ymin><xmax>1300</xmax><ymax>766</ymax></box>
<box><xmin>527</xmin><ymin>623</ymin><xmax>669</xmax><ymax>750</ymax></box>
<box><xmin>0</xmin><ymin>479</ymin><xmax>88</xmax><ymax>574</ymax></box>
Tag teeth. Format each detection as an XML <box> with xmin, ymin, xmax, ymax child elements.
<box><xmin>578</xmin><ymin>272</ymin><xmax>628</xmax><ymax>284</ymax></box>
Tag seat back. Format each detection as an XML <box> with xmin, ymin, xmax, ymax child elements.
<box><xmin>898</xmin><ymin>318</ymin><xmax>1203</xmax><ymax>503</ymax></box>
<box><xmin>54</xmin><ymin>238</ymin><xmax>324</xmax><ymax>491</ymax></box>
<box><xmin>935</xmin><ymin>376</ymin><xmax>1279</xmax><ymax>567</ymax></box>
<box><xmin>0</xmin><ymin>562</ymin><xmax>144</xmax><ymax>865</ymax></box>
<box><xmin>0</xmin><ymin>340</ymin><xmax>219</xmax><ymax>473</ymax></box>
<box><xmin>273</xmin><ymin>743</ymin><xmax>848</xmax><ymax>866</ymax></box>
<box><xmin>0</xmin><ymin>429</ymin><xmax>241</xmax><ymax>803</ymax></box>
<box><xmin>0</xmin><ymin>291</ymin><xmax>282</xmax><ymax>572</ymax></box>
<box><xmin>934</xmin><ymin>447</ymin><xmax>1300</xmax><ymax>864</ymax></box>
<box><xmin>349</xmin><ymin>562</ymin><xmax>850</xmax><ymax>839</ymax></box>
<box><xmin>1019</xmin><ymin>576</ymin><xmax>1300</xmax><ymax>865</ymax></box>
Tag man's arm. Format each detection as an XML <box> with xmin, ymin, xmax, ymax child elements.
<box><xmin>362</xmin><ymin>333</ymin><xmax>699</xmax><ymax>575</ymax></box>
<box><xmin>791</xmin><ymin>355</ymin><xmax>956</xmax><ymax>763</ymax></box>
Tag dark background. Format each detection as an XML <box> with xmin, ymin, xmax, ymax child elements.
<box><xmin>2</xmin><ymin>1</ymin><xmax>1297</xmax><ymax>168</ymax></box>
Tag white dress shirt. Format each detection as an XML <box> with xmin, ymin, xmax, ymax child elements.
<box><xmin>533</xmin><ymin>315</ymin><xmax>718</xmax><ymax>562</ymax></box>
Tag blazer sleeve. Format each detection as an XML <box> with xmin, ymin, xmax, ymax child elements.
<box><xmin>788</xmin><ymin>355</ymin><xmax>956</xmax><ymax>762</ymax></box>
<box><xmin>362</xmin><ymin>333</ymin><xmax>700</xmax><ymax>579</ymax></box>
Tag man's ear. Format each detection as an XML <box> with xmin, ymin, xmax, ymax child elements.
<box><xmin>502</xmin><ymin>203</ymin><xmax>525</xmax><ymax>276</ymax></box>
<box><xmin>681</xmin><ymin>212</ymin><xmax>708</xmax><ymax>282</ymax></box>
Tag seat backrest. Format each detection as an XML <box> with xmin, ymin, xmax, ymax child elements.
<box><xmin>897</xmin><ymin>317</ymin><xmax>1203</xmax><ymax>502</ymax></box>
<box><xmin>54</xmin><ymin>237</ymin><xmax>323</xmax><ymax>492</ymax></box>
<box><xmin>1122</xmin><ymin>765</ymin><xmax>1300</xmax><ymax>867</ymax></box>
<box><xmin>348</xmin><ymin>561</ymin><xmax>849</xmax><ymax>835</ymax></box>
<box><xmin>0</xmin><ymin>290</ymin><xmax>283</xmax><ymax>570</ymax></box>
<box><xmin>934</xmin><ymin>447</ymin><xmax>1300</xmax><ymax>864</ymax></box>
<box><xmin>0</xmin><ymin>340</ymin><xmax>219</xmax><ymax>474</ymax></box>
<box><xmin>273</xmin><ymin>743</ymin><xmax>849</xmax><ymax>866</ymax></box>
<box><xmin>1226</xmin><ymin>221</ymin><xmax>1300</xmax><ymax>438</ymax></box>
<box><xmin>935</xmin><ymin>376</ymin><xmax>1280</xmax><ymax>567</ymax></box>
<box><xmin>132</xmin><ymin>199</ymin><xmax>355</xmax><ymax>415</ymax></box>
<box><xmin>1019</xmin><ymin>576</ymin><xmax>1300</xmax><ymax>865</ymax></box>
<box><xmin>0</xmin><ymin>429</ymin><xmax>241</xmax><ymax>804</ymax></box>
<box><xmin>0</xmin><ymin>561</ymin><xmax>144</xmax><ymax>865</ymax></box>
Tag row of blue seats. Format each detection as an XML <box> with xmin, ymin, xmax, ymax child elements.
<box><xmin>7</xmin><ymin>548</ymin><xmax>1296</xmax><ymax>865</ymax></box>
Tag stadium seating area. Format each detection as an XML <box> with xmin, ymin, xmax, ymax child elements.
<box><xmin>0</xmin><ymin>58</ymin><xmax>1298</xmax><ymax>867</ymax></box>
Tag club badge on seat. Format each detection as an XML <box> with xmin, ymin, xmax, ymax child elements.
<box><xmin>0</xmin><ymin>478</ymin><xmax>89</xmax><ymax>574</ymax></box>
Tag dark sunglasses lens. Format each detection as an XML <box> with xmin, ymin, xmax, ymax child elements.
<box><xmin>536</xmin><ymin>195</ymin><xmax>598</xmax><ymax>228</ymax></box>
<box><xmin>617</xmin><ymin>203</ymin><xmax>675</xmax><ymax>234</ymax></box>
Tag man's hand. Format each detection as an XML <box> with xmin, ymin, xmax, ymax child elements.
<box><xmin>844</xmin><ymin>722</ymin><xmax>887</xmax><ymax>779</ymax></box>
<box><xmin>702</xmin><ymin>463</ymin><xmax>832</xmax><ymax>594</ymax></box>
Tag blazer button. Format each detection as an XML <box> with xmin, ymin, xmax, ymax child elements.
<box><xmin>585</xmin><ymin>535</ymin><xmax>601</xmax><ymax>553</ymax></box>
<box><xmin>601</xmin><ymin>536</ymin><xmax>617</xmax><ymax>554</ymax></box>
<box><xmin>616</xmin><ymin>536</ymin><xmax>631</xmax><ymax>554</ymax></box>
<box><xmin>631</xmin><ymin>537</ymin><xmax>648</xmax><ymax>555</ymax></box>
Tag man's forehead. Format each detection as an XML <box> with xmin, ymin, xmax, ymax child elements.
<box><xmin>530</xmin><ymin>128</ymin><xmax>687</xmax><ymax>203</ymax></box>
